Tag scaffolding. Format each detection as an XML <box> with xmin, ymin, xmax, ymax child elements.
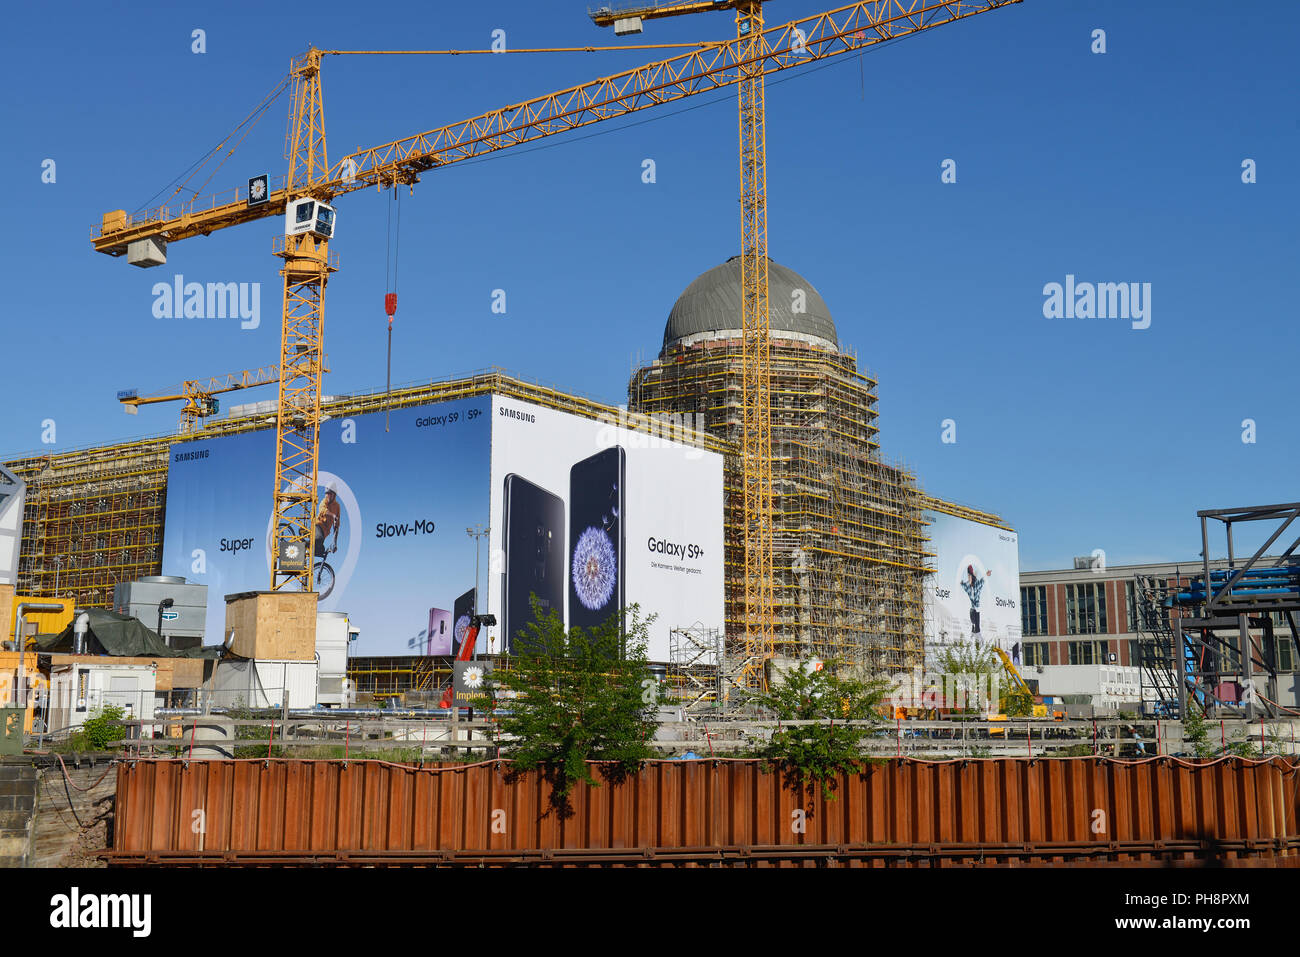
<box><xmin>1133</xmin><ymin>572</ymin><xmax>1183</xmax><ymax>715</ymax></box>
<box><xmin>1</xmin><ymin>361</ymin><xmax>1007</xmax><ymax>684</ymax></box>
<box><xmin>347</xmin><ymin>655</ymin><xmax>445</xmax><ymax>702</ymax></box>
<box><xmin>668</xmin><ymin>623</ymin><xmax>724</xmax><ymax>716</ymax></box>
<box><xmin>6</xmin><ymin>447</ymin><xmax>170</xmax><ymax>609</ymax></box>
<box><xmin>631</xmin><ymin>333</ymin><xmax>958</xmax><ymax>676</ymax></box>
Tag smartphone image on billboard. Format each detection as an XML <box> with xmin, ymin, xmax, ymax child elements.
<box><xmin>502</xmin><ymin>474</ymin><xmax>565</xmax><ymax>653</ymax></box>
<box><xmin>427</xmin><ymin>608</ymin><xmax>452</xmax><ymax>656</ymax></box>
<box><xmin>569</xmin><ymin>447</ymin><xmax>625</xmax><ymax>638</ymax></box>
<box><xmin>452</xmin><ymin>588</ymin><xmax>475</xmax><ymax>657</ymax></box>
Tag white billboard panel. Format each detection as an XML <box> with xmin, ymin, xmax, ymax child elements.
<box><xmin>924</xmin><ymin>510</ymin><xmax>1021</xmax><ymax>665</ymax></box>
<box><xmin>487</xmin><ymin>397</ymin><xmax>725</xmax><ymax>661</ymax></box>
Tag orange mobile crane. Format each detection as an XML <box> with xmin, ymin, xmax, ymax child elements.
<box><xmin>91</xmin><ymin>2</ymin><xmax>1022</xmax><ymax>647</ymax></box>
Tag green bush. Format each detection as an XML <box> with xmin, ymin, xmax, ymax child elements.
<box><xmin>485</xmin><ymin>600</ymin><xmax>659</xmax><ymax>817</ymax></box>
<box><xmin>1054</xmin><ymin>743</ymin><xmax>1095</xmax><ymax>757</ymax></box>
<box><xmin>749</xmin><ymin>661</ymin><xmax>887</xmax><ymax>800</ymax></box>
<box><xmin>227</xmin><ymin>699</ymin><xmax>286</xmax><ymax>758</ymax></box>
<box><xmin>75</xmin><ymin>704</ymin><xmax>126</xmax><ymax>751</ymax></box>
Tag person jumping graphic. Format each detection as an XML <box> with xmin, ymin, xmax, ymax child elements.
<box><xmin>961</xmin><ymin>563</ymin><xmax>993</xmax><ymax>643</ymax></box>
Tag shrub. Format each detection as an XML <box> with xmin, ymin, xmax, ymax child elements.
<box><xmin>749</xmin><ymin>661</ymin><xmax>888</xmax><ymax>800</ymax></box>
<box><xmin>76</xmin><ymin>705</ymin><xmax>126</xmax><ymax>751</ymax></box>
<box><xmin>485</xmin><ymin>600</ymin><xmax>659</xmax><ymax>817</ymax></box>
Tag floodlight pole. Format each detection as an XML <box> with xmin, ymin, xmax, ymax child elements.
<box><xmin>467</xmin><ymin>524</ymin><xmax>489</xmax><ymax>614</ymax></box>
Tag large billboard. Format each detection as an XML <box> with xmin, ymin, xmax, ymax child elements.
<box><xmin>486</xmin><ymin>396</ymin><xmax>723</xmax><ymax>659</ymax></box>
<box><xmin>161</xmin><ymin>393</ymin><xmax>723</xmax><ymax>660</ymax></box>
<box><xmin>923</xmin><ymin>510</ymin><xmax>1021</xmax><ymax>665</ymax></box>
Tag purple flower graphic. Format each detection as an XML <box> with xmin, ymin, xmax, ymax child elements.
<box><xmin>572</xmin><ymin>526</ymin><xmax>617</xmax><ymax>611</ymax></box>
<box><xmin>454</xmin><ymin>614</ymin><xmax>471</xmax><ymax>647</ymax></box>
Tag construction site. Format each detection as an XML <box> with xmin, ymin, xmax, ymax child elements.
<box><xmin>1</xmin><ymin>0</ymin><xmax>1297</xmax><ymax>886</ymax></box>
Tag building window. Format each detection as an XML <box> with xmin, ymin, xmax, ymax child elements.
<box><xmin>1068</xmin><ymin>641</ymin><xmax>1098</xmax><ymax>665</ymax></box>
<box><xmin>1065</xmin><ymin>582</ymin><xmax>1107</xmax><ymax>635</ymax></box>
<box><xmin>1023</xmin><ymin>642</ymin><xmax>1047</xmax><ymax>667</ymax></box>
<box><xmin>1213</xmin><ymin>635</ymin><xmax>1242</xmax><ymax>673</ymax></box>
<box><xmin>1276</xmin><ymin>636</ymin><xmax>1295</xmax><ymax>673</ymax></box>
<box><xmin>1125</xmin><ymin>581</ymin><xmax>1138</xmax><ymax>633</ymax></box>
<box><xmin>1020</xmin><ymin>585</ymin><xmax>1048</xmax><ymax>637</ymax></box>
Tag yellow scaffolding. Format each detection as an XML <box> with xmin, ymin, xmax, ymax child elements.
<box><xmin>631</xmin><ymin>332</ymin><xmax>1005</xmax><ymax>675</ymax></box>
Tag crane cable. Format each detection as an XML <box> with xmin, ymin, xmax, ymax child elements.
<box><xmin>384</xmin><ymin>186</ymin><xmax>403</xmax><ymax>432</ymax></box>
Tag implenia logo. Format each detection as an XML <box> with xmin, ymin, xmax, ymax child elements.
<box><xmin>247</xmin><ymin>173</ymin><xmax>269</xmax><ymax>207</ymax></box>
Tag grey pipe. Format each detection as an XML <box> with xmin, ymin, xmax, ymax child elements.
<box><xmin>153</xmin><ymin>707</ymin><xmax>513</xmax><ymax>719</ymax></box>
<box><xmin>72</xmin><ymin>611</ymin><xmax>90</xmax><ymax>656</ymax></box>
<box><xmin>12</xmin><ymin>602</ymin><xmax>64</xmax><ymax>653</ymax></box>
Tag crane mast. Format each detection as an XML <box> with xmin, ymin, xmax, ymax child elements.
<box><xmin>271</xmin><ymin>50</ymin><xmax>333</xmax><ymax>591</ymax></box>
<box><xmin>735</xmin><ymin>1</ymin><xmax>775</xmax><ymax>692</ymax></box>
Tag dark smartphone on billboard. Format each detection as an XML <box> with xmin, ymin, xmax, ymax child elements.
<box><xmin>569</xmin><ymin>447</ymin><xmax>625</xmax><ymax>639</ymax></box>
<box><xmin>502</xmin><ymin>474</ymin><xmax>565</xmax><ymax>654</ymax></box>
<box><xmin>427</xmin><ymin>608</ymin><xmax>452</xmax><ymax>656</ymax></box>
<box><xmin>452</xmin><ymin>588</ymin><xmax>475</xmax><ymax>657</ymax></box>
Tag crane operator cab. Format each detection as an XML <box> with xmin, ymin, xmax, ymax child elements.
<box><xmin>285</xmin><ymin>197</ymin><xmax>336</xmax><ymax>240</ymax></box>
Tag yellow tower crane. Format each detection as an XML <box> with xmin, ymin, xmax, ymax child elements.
<box><xmin>116</xmin><ymin>365</ymin><xmax>281</xmax><ymax>433</ymax></box>
<box><xmin>590</xmin><ymin>0</ymin><xmax>1021</xmax><ymax>689</ymax></box>
<box><xmin>92</xmin><ymin>0</ymin><xmax>1021</xmax><ymax>606</ymax></box>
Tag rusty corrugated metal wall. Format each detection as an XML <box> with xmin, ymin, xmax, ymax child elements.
<box><xmin>109</xmin><ymin>757</ymin><xmax>1300</xmax><ymax>866</ymax></box>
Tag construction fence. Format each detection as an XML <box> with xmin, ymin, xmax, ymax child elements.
<box><xmin>106</xmin><ymin>755</ymin><xmax>1300</xmax><ymax>867</ymax></box>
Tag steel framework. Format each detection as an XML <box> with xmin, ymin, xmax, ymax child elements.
<box><xmin>1175</xmin><ymin>503</ymin><xmax>1300</xmax><ymax>720</ymax></box>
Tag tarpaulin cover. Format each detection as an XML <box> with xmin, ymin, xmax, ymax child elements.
<box><xmin>37</xmin><ymin>608</ymin><xmax>222</xmax><ymax>659</ymax></box>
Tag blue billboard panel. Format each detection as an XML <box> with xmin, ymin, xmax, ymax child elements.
<box><xmin>162</xmin><ymin>396</ymin><xmax>491</xmax><ymax>655</ymax></box>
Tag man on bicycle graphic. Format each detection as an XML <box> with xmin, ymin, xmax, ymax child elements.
<box><xmin>315</xmin><ymin>486</ymin><xmax>341</xmax><ymax>559</ymax></box>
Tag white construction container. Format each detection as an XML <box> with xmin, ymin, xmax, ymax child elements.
<box><xmin>1031</xmin><ymin>664</ymin><xmax>1143</xmax><ymax>710</ymax></box>
<box><xmin>315</xmin><ymin>611</ymin><xmax>356</xmax><ymax>707</ymax></box>
<box><xmin>211</xmin><ymin>658</ymin><xmax>318</xmax><ymax>709</ymax></box>
<box><xmin>47</xmin><ymin>662</ymin><xmax>157</xmax><ymax>733</ymax></box>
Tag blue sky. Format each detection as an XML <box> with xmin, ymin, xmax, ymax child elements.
<box><xmin>2</xmin><ymin>0</ymin><xmax>1296</xmax><ymax>571</ymax></box>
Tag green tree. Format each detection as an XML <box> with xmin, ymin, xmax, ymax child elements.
<box><xmin>486</xmin><ymin>600</ymin><xmax>659</xmax><ymax>817</ymax></box>
<box><xmin>750</xmin><ymin>661</ymin><xmax>887</xmax><ymax>801</ymax></box>
<box><xmin>1181</xmin><ymin>707</ymin><xmax>1215</xmax><ymax>759</ymax></box>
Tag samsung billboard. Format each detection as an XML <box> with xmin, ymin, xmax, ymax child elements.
<box><xmin>161</xmin><ymin>394</ymin><xmax>724</xmax><ymax>659</ymax></box>
<box><xmin>923</xmin><ymin>510</ymin><xmax>1021</xmax><ymax>665</ymax></box>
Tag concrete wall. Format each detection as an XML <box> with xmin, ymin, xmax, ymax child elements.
<box><xmin>0</xmin><ymin>760</ymin><xmax>38</xmax><ymax>867</ymax></box>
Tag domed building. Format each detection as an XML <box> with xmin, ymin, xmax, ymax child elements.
<box><xmin>631</xmin><ymin>256</ymin><xmax>933</xmax><ymax>673</ymax></box>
